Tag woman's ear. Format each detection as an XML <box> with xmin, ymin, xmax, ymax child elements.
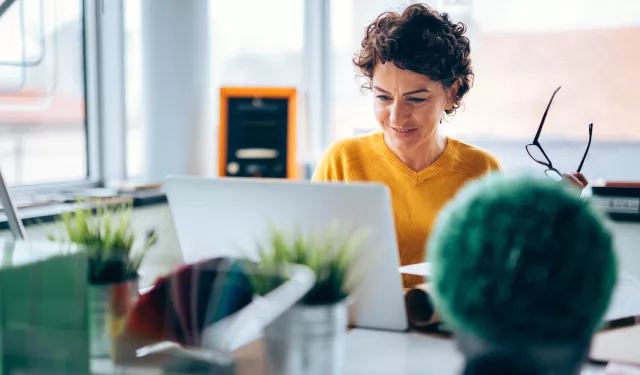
<box><xmin>446</xmin><ymin>80</ymin><xmax>461</xmax><ymax>111</ymax></box>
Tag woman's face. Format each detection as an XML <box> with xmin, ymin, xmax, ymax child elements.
<box><xmin>372</xmin><ymin>62</ymin><xmax>455</xmax><ymax>153</ymax></box>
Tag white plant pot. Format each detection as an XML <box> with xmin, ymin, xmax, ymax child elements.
<box><xmin>263</xmin><ymin>299</ymin><xmax>349</xmax><ymax>375</ymax></box>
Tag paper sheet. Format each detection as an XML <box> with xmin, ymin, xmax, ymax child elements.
<box><xmin>605</xmin><ymin>270</ymin><xmax>640</xmax><ymax>321</ymax></box>
<box><xmin>591</xmin><ymin>325</ymin><xmax>640</xmax><ymax>365</ymax></box>
<box><xmin>398</xmin><ymin>262</ymin><xmax>431</xmax><ymax>277</ymax></box>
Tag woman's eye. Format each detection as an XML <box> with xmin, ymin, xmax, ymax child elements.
<box><xmin>408</xmin><ymin>97</ymin><xmax>426</xmax><ymax>103</ymax></box>
<box><xmin>376</xmin><ymin>95</ymin><xmax>391</xmax><ymax>101</ymax></box>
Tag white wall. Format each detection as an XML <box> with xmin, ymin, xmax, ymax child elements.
<box><xmin>141</xmin><ymin>0</ymin><xmax>215</xmax><ymax>181</ymax></box>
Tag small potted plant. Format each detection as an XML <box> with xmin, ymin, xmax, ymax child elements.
<box><xmin>246</xmin><ymin>222</ymin><xmax>368</xmax><ymax>375</ymax></box>
<box><xmin>48</xmin><ymin>199</ymin><xmax>157</xmax><ymax>359</ymax></box>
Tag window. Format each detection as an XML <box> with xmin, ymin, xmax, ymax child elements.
<box><xmin>210</xmin><ymin>0</ymin><xmax>304</xmax><ymax>88</ymax></box>
<box><xmin>211</xmin><ymin>0</ymin><xmax>305</xmax><ymax>172</ymax></box>
<box><xmin>331</xmin><ymin>0</ymin><xmax>417</xmax><ymax>141</ymax></box>
<box><xmin>330</xmin><ymin>0</ymin><xmax>640</xmax><ymax>181</ymax></box>
<box><xmin>124</xmin><ymin>0</ymin><xmax>143</xmax><ymax>178</ymax></box>
<box><xmin>0</xmin><ymin>0</ymin><xmax>87</xmax><ymax>186</ymax></box>
<box><xmin>122</xmin><ymin>0</ymin><xmax>304</xmax><ymax>179</ymax></box>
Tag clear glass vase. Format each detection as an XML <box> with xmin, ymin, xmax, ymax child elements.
<box><xmin>88</xmin><ymin>277</ymin><xmax>139</xmax><ymax>358</ymax></box>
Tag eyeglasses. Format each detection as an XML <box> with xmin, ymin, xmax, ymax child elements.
<box><xmin>526</xmin><ymin>86</ymin><xmax>593</xmax><ymax>181</ymax></box>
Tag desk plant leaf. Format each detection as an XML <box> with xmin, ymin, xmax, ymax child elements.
<box><xmin>48</xmin><ymin>199</ymin><xmax>158</xmax><ymax>285</ymax></box>
<box><xmin>247</xmin><ymin>221</ymin><xmax>369</xmax><ymax>305</ymax></box>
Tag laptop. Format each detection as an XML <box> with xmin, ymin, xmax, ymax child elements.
<box><xmin>163</xmin><ymin>176</ymin><xmax>408</xmax><ymax>333</ymax></box>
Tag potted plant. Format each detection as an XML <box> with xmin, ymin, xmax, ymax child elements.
<box><xmin>428</xmin><ymin>174</ymin><xmax>617</xmax><ymax>375</ymax></box>
<box><xmin>48</xmin><ymin>199</ymin><xmax>158</xmax><ymax>359</ymax></box>
<box><xmin>246</xmin><ymin>222</ymin><xmax>368</xmax><ymax>375</ymax></box>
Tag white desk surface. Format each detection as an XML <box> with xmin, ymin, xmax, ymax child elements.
<box><xmin>344</xmin><ymin>330</ymin><xmax>604</xmax><ymax>375</ymax></box>
<box><xmin>95</xmin><ymin>329</ymin><xmax>606</xmax><ymax>375</ymax></box>
<box><xmin>345</xmin><ymin>329</ymin><xmax>462</xmax><ymax>374</ymax></box>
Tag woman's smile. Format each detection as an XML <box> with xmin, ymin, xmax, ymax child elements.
<box><xmin>391</xmin><ymin>127</ymin><xmax>418</xmax><ymax>135</ymax></box>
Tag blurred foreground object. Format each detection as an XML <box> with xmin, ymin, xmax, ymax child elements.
<box><xmin>247</xmin><ymin>223</ymin><xmax>367</xmax><ymax>375</ymax></box>
<box><xmin>47</xmin><ymin>200</ymin><xmax>157</xmax><ymax>285</ymax></box>
<box><xmin>47</xmin><ymin>200</ymin><xmax>158</xmax><ymax>358</ymax></box>
<box><xmin>132</xmin><ymin>258</ymin><xmax>315</xmax><ymax>373</ymax></box>
<box><xmin>0</xmin><ymin>240</ymin><xmax>89</xmax><ymax>374</ymax></box>
<box><xmin>462</xmin><ymin>349</ymin><xmax>542</xmax><ymax>375</ymax></box>
<box><xmin>127</xmin><ymin>258</ymin><xmax>254</xmax><ymax>346</ymax></box>
<box><xmin>429</xmin><ymin>174</ymin><xmax>618</xmax><ymax>375</ymax></box>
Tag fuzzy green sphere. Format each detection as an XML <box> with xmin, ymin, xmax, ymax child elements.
<box><xmin>428</xmin><ymin>173</ymin><xmax>617</xmax><ymax>343</ymax></box>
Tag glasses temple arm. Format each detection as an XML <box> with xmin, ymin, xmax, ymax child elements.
<box><xmin>577</xmin><ymin>123</ymin><xmax>593</xmax><ymax>173</ymax></box>
<box><xmin>533</xmin><ymin>86</ymin><xmax>562</xmax><ymax>142</ymax></box>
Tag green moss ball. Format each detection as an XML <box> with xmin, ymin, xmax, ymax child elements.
<box><xmin>428</xmin><ymin>173</ymin><xmax>617</xmax><ymax>343</ymax></box>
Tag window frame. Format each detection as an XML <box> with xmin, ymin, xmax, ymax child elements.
<box><xmin>303</xmin><ymin>0</ymin><xmax>333</xmax><ymax>162</ymax></box>
<box><xmin>4</xmin><ymin>0</ymin><xmax>127</xmax><ymax>201</ymax></box>
<box><xmin>3</xmin><ymin>0</ymin><xmax>333</xmax><ymax>192</ymax></box>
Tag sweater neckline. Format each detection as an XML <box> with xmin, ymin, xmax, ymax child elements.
<box><xmin>372</xmin><ymin>132</ymin><xmax>459</xmax><ymax>185</ymax></box>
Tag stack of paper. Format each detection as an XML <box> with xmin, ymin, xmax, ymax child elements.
<box><xmin>399</xmin><ymin>263</ymin><xmax>431</xmax><ymax>277</ymax></box>
<box><xmin>591</xmin><ymin>325</ymin><xmax>640</xmax><ymax>365</ymax></box>
<box><xmin>605</xmin><ymin>270</ymin><xmax>640</xmax><ymax>322</ymax></box>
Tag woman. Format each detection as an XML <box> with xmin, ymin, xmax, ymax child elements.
<box><xmin>312</xmin><ymin>3</ymin><xmax>587</xmax><ymax>286</ymax></box>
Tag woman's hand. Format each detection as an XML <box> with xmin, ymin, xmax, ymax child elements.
<box><xmin>562</xmin><ymin>172</ymin><xmax>589</xmax><ymax>189</ymax></box>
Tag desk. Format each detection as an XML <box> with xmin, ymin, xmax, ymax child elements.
<box><xmin>94</xmin><ymin>329</ymin><xmax>607</xmax><ymax>375</ymax></box>
<box><xmin>343</xmin><ymin>330</ymin><xmax>604</xmax><ymax>375</ymax></box>
<box><xmin>344</xmin><ymin>330</ymin><xmax>462</xmax><ymax>374</ymax></box>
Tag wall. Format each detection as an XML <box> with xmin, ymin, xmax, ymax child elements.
<box><xmin>0</xmin><ymin>204</ymin><xmax>184</xmax><ymax>288</ymax></box>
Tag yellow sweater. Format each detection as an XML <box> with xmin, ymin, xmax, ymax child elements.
<box><xmin>312</xmin><ymin>132</ymin><xmax>501</xmax><ymax>286</ymax></box>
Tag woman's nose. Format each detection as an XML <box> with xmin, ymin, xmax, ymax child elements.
<box><xmin>389</xmin><ymin>101</ymin><xmax>410</xmax><ymax>126</ymax></box>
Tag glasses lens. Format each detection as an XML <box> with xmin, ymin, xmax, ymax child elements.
<box><xmin>526</xmin><ymin>144</ymin><xmax>549</xmax><ymax>166</ymax></box>
<box><xmin>545</xmin><ymin>168</ymin><xmax>563</xmax><ymax>181</ymax></box>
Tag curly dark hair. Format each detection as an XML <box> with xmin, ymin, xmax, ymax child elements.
<box><xmin>353</xmin><ymin>3</ymin><xmax>473</xmax><ymax>115</ymax></box>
